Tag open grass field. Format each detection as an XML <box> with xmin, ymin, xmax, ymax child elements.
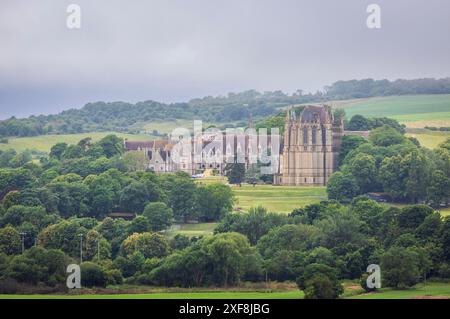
<box><xmin>133</xmin><ymin>119</ymin><xmax>227</xmax><ymax>135</ymax></box>
<box><xmin>439</xmin><ymin>208</ymin><xmax>450</xmax><ymax>217</ymax></box>
<box><xmin>2</xmin><ymin>282</ymin><xmax>450</xmax><ymax>299</ymax></box>
<box><xmin>0</xmin><ymin>132</ymin><xmax>156</xmax><ymax>154</ymax></box>
<box><xmin>330</xmin><ymin>94</ymin><xmax>450</xmax><ymax>128</ymax></box>
<box><xmin>165</xmin><ymin>222</ymin><xmax>218</xmax><ymax>238</ymax></box>
<box><xmin>0</xmin><ymin>291</ymin><xmax>304</xmax><ymax>299</ymax></box>
<box><xmin>196</xmin><ymin>177</ymin><xmax>328</xmax><ymax>214</ymax></box>
<box><xmin>233</xmin><ymin>185</ymin><xmax>327</xmax><ymax>213</ymax></box>
<box><xmin>334</xmin><ymin>94</ymin><xmax>450</xmax><ymax>118</ymax></box>
<box><xmin>349</xmin><ymin>282</ymin><xmax>450</xmax><ymax>299</ymax></box>
<box><xmin>406</xmin><ymin>130</ymin><xmax>450</xmax><ymax>149</ymax></box>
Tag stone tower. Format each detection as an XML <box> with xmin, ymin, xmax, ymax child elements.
<box><xmin>277</xmin><ymin>105</ymin><xmax>343</xmax><ymax>186</ymax></box>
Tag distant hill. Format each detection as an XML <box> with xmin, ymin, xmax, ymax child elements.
<box><xmin>1</xmin><ymin>77</ymin><xmax>450</xmax><ymax>137</ymax></box>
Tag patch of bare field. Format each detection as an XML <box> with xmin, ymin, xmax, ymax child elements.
<box><xmin>402</xmin><ymin>120</ymin><xmax>450</xmax><ymax>129</ymax></box>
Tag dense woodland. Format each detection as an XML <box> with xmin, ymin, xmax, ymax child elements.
<box><xmin>1</xmin><ymin>77</ymin><xmax>450</xmax><ymax>137</ymax></box>
<box><xmin>0</xmin><ymin>124</ymin><xmax>450</xmax><ymax>297</ymax></box>
<box><xmin>328</xmin><ymin>123</ymin><xmax>450</xmax><ymax>206</ymax></box>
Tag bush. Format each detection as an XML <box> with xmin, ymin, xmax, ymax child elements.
<box><xmin>296</xmin><ymin>263</ymin><xmax>343</xmax><ymax>299</ymax></box>
<box><xmin>381</xmin><ymin>246</ymin><xmax>421</xmax><ymax>289</ymax></box>
<box><xmin>303</xmin><ymin>273</ymin><xmax>342</xmax><ymax>299</ymax></box>
<box><xmin>360</xmin><ymin>273</ymin><xmax>377</xmax><ymax>292</ymax></box>
<box><xmin>105</xmin><ymin>269</ymin><xmax>123</xmax><ymax>285</ymax></box>
<box><xmin>81</xmin><ymin>262</ymin><xmax>107</xmax><ymax>288</ymax></box>
<box><xmin>0</xmin><ymin>278</ymin><xmax>21</xmax><ymax>294</ymax></box>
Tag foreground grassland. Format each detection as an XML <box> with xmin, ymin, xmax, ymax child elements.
<box><xmin>2</xmin><ymin>282</ymin><xmax>450</xmax><ymax>299</ymax></box>
<box><xmin>349</xmin><ymin>282</ymin><xmax>450</xmax><ymax>299</ymax></box>
<box><xmin>0</xmin><ymin>132</ymin><xmax>156</xmax><ymax>153</ymax></box>
<box><xmin>0</xmin><ymin>291</ymin><xmax>304</xmax><ymax>299</ymax></box>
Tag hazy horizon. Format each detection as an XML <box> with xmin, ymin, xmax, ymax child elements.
<box><xmin>1</xmin><ymin>0</ymin><xmax>450</xmax><ymax>119</ymax></box>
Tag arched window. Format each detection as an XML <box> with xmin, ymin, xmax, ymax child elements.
<box><xmin>312</xmin><ymin>127</ymin><xmax>317</xmax><ymax>145</ymax></box>
<box><xmin>303</xmin><ymin>128</ymin><xmax>308</xmax><ymax>145</ymax></box>
<box><xmin>322</xmin><ymin>128</ymin><xmax>327</xmax><ymax>145</ymax></box>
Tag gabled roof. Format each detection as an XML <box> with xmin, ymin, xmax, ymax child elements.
<box><xmin>124</xmin><ymin>140</ymin><xmax>168</xmax><ymax>151</ymax></box>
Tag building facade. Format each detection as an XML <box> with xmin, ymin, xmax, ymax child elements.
<box><xmin>124</xmin><ymin>105</ymin><xmax>344</xmax><ymax>184</ymax></box>
<box><xmin>275</xmin><ymin>105</ymin><xmax>343</xmax><ymax>186</ymax></box>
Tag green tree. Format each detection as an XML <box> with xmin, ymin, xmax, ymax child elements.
<box><xmin>225</xmin><ymin>162</ymin><xmax>245</xmax><ymax>185</ymax></box>
<box><xmin>123</xmin><ymin>151</ymin><xmax>149</xmax><ymax>172</ymax></box>
<box><xmin>47</xmin><ymin>181</ymin><xmax>90</xmax><ymax>218</ymax></box>
<box><xmin>369</xmin><ymin>125</ymin><xmax>406</xmax><ymax>147</ymax></box>
<box><xmin>196</xmin><ymin>184</ymin><xmax>234</xmax><ymax>221</ymax></box>
<box><xmin>347</xmin><ymin>115</ymin><xmax>372</xmax><ymax>131</ymax></box>
<box><xmin>128</xmin><ymin>215</ymin><xmax>150</xmax><ymax>233</ymax></box>
<box><xmin>49</xmin><ymin>143</ymin><xmax>68</xmax><ymax>160</ymax></box>
<box><xmin>348</xmin><ymin>153</ymin><xmax>377</xmax><ymax>193</ymax></box>
<box><xmin>338</xmin><ymin>135</ymin><xmax>368</xmax><ymax>167</ymax></box>
<box><xmin>83</xmin><ymin>229</ymin><xmax>111</xmax><ymax>261</ymax></box>
<box><xmin>327</xmin><ymin>171</ymin><xmax>359</xmax><ymax>202</ymax></box>
<box><xmin>96</xmin><ymin>135</ymin><xmax>124</xmax><ymax>158</ymax></box>
<box><xmin>244</xmin><ymin>164</ymin><xmax>260</xmax><ymax>186</ymax></box>
<box><xmin>121</xmin><ymin>232</ymin><xmax>170</xmax><ymax>259</ymax></box>
<box><xmin>119</xmin><ymin>181</ymin><xmax>149</xmax><ymax>214</ymax></box>
<box><xmin>81</xmin><ymin>262</ymin><xmax>107</xmax><ymax>287</ymax></box>
<box><xmin>427</xmin><ymin>170</ymin><xmax>450</xmax><ymax>206</ymax></box>
<box><xmin>166</xmin><ymin>175</ymin><xmax>197</xmax><ymax>222</ymax></box>
<box><xmin>143</xmin><ymin>202</ymin><xmax>173</xmax><ymax>231</ymax></box>
<box><xmin>296</xmin><ymin>263</ymin><xmax>343</xmax><ymax>299</ymax></box>
<box><xmin>381</xmin><ymin>246</ymin><xmax>421</xmax><ymax>289</ymax></box>
<box><xmin>0</xmin><ymin>225</ymin><xmax>21</xmax><ymax>255</ymax></box>
<box><xmin>215</xmin><ymin>206</ymin><xmax>287</xmax><ymax>245</ymax></box>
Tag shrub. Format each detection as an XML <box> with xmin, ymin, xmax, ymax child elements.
<box><xmin>81</xmin><ymin>262</ymin><xmax>107</xmax><ymax>288</ymax></box>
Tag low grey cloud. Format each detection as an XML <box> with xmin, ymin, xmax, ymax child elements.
<box><xmin>0</xmin><ymin>0</ymin><xmax>449</xmax><ymax>118</ymax></box>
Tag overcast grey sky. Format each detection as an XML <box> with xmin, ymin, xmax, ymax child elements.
<box><xmin>0</xmin><ymin>0</ymin><xmax>449</xmax><ymax>119</ymax></box>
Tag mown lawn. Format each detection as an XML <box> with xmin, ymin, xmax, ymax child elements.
<box><xmin>233</xmin><ymin>185</ymin><xmax>327</xmax><ymax>213</ymax></box>
<box><xmin>0</xmin><ymin>132</ymin><xmax>156</xmax><ymax>153</ymax></box>
<box><xmin>165</xmin><ymin>223</ymin><xmax>218</xmax><ymax>238</ymax></box>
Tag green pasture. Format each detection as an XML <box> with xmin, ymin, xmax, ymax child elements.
<box><xmin>165</xmin><ymin>223</ymin><xmax>218</xmax><ymax>238</ymax></box>
<box><xmin>334</xmin><ymin>94</ymin><xmax>450</xmax><ymax>119</ymax></box>
<box><xmin>2</xmin><ymin>282</ymin><xmax>450</xmax><ymax>299</ymax></box>
<box><xmin>0</xmin><ymin>290</ymin><xmax>303</xmax><ymax>299</ymax></box>
<box><xmin>233</xmin><ymin>184</ymin><xmax>327</xmax><ymax>213</ymax></box>
<box><xmin>349</xmin><ymin>282</ymin><xmax>450</xmax><ymax>299</ymax></box>
<box><xmin>0</xmin><ymin>132</ymin><xmax>156</xmax><ymax>154</ymax></box>
<box><xmin>406</xmin><ymin>130</ymin><xmax>450</xmax><ymax>149</ymax></box>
